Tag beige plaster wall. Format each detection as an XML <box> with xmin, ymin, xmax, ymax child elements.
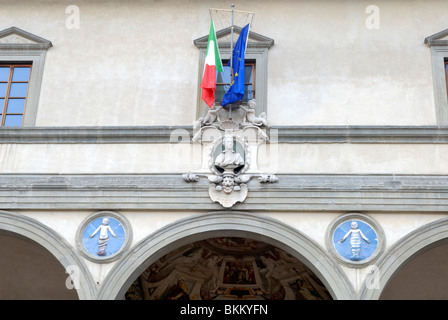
<box><xmin>1</xmin><ymin>142</ymin><xmax>446</xmax><ymax>174</ymax></box>
<box><xmin>258</xmin><ymin>143</ymin><xmax>448</xmax><ymax>174</ymax></box>
<box><xmin>0</xmin><ymin>0</ymin><xmax>444</xmax><ymax>126</ymax></box>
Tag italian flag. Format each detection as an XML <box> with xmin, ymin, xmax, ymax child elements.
<box><xmin>200</xmin><ymin>19</ymin><xmax>223</xmax><ymax>107</ymax></box>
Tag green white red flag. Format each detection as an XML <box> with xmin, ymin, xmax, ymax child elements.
<box><xmin>200</xmin><ymin>19</ymin><xmax>223</xmax><ymax>107</ymax></box>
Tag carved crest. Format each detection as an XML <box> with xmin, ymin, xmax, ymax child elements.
<box><xmin>184</xmin><ymin>100</ymin><xmax>277</xmax><ymax>208</ymax></box>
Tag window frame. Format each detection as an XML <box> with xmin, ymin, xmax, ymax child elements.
<box><xmin>425</xmin><ymin>29</ymin><xmax>448</xmax><ymax>125</ymax></box>
<box><xmin>0</xmin><ymin>63</ymin><xmax>33</xmax><ymax>127</ymax></box>
<box><xmin>0</xmin><ymin>27</ymin><xmax>52</xmax><ymax>127</ymax></box>
<box><xmin>215</xmin><ymin>59</ymin><xmax>256</xmax><ymax>105</ymax></box>
<box><xmin>194</xmin><ymin>26</ymin><xmax>273</xmax><ymax>120</ymax></box>
<box><xmin>428</xmin><ymin>46</ymin><xmax>448</xmax><ymax>125</ymax></box>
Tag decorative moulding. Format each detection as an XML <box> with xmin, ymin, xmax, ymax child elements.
<box><xmin>0</xmin><ymin>26</ymin><xmax>52</xmax><ymax>50</ymax></box>
<box><xmin>193</xmin><ymin>25</ymin><xmax>274</xmax><ymax>49</ymax></box>
<box><xmin>1</xmin><ymin>126</ymin><xmax>448</xmax><ymax>144</ymax></box>
<box><xmin>0</xmin><ymin>26</ymin><xmax>52</xmax><ymax>126</ymax></box>
<box><xmin>1</xmin><ymin>173</ymin><xmax>448</xmax><ymax>212</ymax></box>
<box><xmin>184</xmin><ymin>99</ymin><xmax>277</xmax><ymax>208</ymax></box>
<box><xmin>425</xmin><ymin>28</ymin><xmax>448</xmax><ymax>47</ymax></box>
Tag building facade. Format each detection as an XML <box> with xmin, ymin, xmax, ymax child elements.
<box><xmin>0</xmin><ymin>0</ymin><xmax>448</xmax><ymax>300</ymax></box>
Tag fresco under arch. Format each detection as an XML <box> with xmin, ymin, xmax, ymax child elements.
<box><xmin>125</xmin><ymin>237</ymin><xmax>332</xmax><ymax>300</ymax></box>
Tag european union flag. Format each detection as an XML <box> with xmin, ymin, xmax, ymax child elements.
<box><xmin>221</xmin><ymin>24</ymin><xmax>250</xmax><ymax>107</ymax></box>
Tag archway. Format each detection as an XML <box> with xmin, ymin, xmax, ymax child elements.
<box><xmin>359</xmin><ymin>216</ymin><xmax>448</xmax><ymax>300</ymax></box>
<box><xmin>0</xmin><ymin>232</ymin><xmax>78</xmax><ymax>299</ymax></box>
<box><xmin>124</xmin><ymin>236</ymin><xmax>332</xmax><ymax>300</ymax></box>
<box><xmin>98</xmin><ymin>212</ymin><xmax>355</xmax><ymax>300</ymax></box>
<box><xmin>379</xmin><ymin>240</ymin><xmax>448</xmax><ymax>299</ymax></box>
<box><xmin>0</xmin><ymin>210</ymin><xmax>97</xmax><ymax>300</ymax></box>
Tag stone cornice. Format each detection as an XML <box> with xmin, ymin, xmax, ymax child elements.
<box><xmin>425</xmin><ymin>28</ymin><xmax>448</xmax><ymax>47</ymax></box>
<box><xmin>0</xmin><ymin>126</ymin><xmax>193</xmax><ymax>143</ymax></box>
<box><xmin>272</xmin><ymin>126</ymin><xmax>448</xmax><ymax>144</ymax></box>
<box><xmin>1</xmin><ymin>173</ymin><xmax>447</xmax><ymax>212</ymax></box>
<box><xmin>0</xmin><ymin>26</ymin><xmax>53</xmax><ymax>50</ymax></box>
<box><xmin>0</xmin><ymin>126</ymin><xmax>448</xmax><ymax>144</ymax></box>
<box><xmin>193</xmin><ymin>25</ymin><xmax>274</xmax><ymax>49</ymax></box>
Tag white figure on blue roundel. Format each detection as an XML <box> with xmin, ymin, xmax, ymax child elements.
<box><xmin>334</xmin><ymin>220</ymin><xmax>378</xmax><ymax>261</ymax></box>
<box><xmin>83</xmin><ymin>217</ymin><xmax>125</xmax><ymax>257</ymax></box>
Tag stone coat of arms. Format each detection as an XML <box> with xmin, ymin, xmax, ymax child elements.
<box><xmin>183</xmin><ymin>100</ymin><xmax>277</xmax><ymax>208</ymax></box>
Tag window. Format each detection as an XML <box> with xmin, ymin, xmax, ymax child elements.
<box><xmin>194</xmin><ymin>26</ymin><xmax>273</xmax><ymax>119</ymax></box>
<box><xmin>215</xmin><ymin>60</ymin><xmax>255</xmax><ymax>105</ymax></box>
<box><xmin>425</xmin><ymin>29</ymin><xmax>448</xmax><ymax>125</ymax></box>
<box><xmin>0</xmin><ymin>64</ymin><xmax>32</xmax><ymax>126</ymax></box>
<box><xmin>0</xmin><ymin>27</ymin><xmax>52</xmax><ymax>126</ymax></box>
<box><xmin>445</xmin><ymin>60</ymin><xmax>448</xmax><ymax>100</ymax></box>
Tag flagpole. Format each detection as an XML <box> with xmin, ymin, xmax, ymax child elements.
<box><xmin>229</xmin><ymin>3</ymin><xmax>234</xmax><ymax>120</ymax></box>
<box><xmin>209</xmin><ymin>5</ymin><xmax>254</xmax><ymax>119</ymax></box>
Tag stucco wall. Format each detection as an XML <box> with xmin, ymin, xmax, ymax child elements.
<box><xmin>0</xmin><ymin>0</ymin><xmax>444</xmax><ymax>126</ymax></box>
<box><xmin>0</xmin><ymin>142</ymin><xmax>446</xmax><ymax>174</ymax></box>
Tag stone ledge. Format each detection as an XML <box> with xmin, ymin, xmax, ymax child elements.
<box><xmin>1</xmin><ymin>173</ymin><xmax>447</xmax><ymax>212</ymax></box>
<box><xmin>0</xmin><ymin>125</ymin><xmax>448</xmax><ymax>144</ymax></box>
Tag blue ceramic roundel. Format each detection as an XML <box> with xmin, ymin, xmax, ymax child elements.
<box><xmin>333</xmin><ymin>220</ymin><xmax>378</xmax><ymax>261</ymax></box>
<box><xmin>82</xmin><ymin>216</ymin><xmax>126</xmax><ymax>257</ymax></box>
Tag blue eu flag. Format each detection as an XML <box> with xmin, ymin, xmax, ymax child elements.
<box><xmin>221</xmin><ymin>24</ymin><xmax>250</xmax><ymax>107</ymax></box>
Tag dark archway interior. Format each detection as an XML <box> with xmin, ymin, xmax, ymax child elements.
<box><xmin>125</xmin><ymin>236</ymin><xmax>332</xmax><ymax>300</ymax></box>
<box><xmin>0</xmin><ymin>233</ymin><xmax>78</xmax><ymax>300</ymax></box>
<box><xmin>380</xmin><ymin>241</ymin><xmax>448</xmax><ymax>300</ymax></box>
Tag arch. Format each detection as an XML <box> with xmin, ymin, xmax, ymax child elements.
<box><xmin>359</xmin><ymin>216</ymin><xmax>448</xmax><ymax>300</ymax></box>
<box><xmin>98</xmin><ymin>212</ymin><xmax>356</xmax><ymax>300</ymax></box>
<box><xmin>0</xmin><ymin>210</ymin><xmax>97</xmax><ymax>299</ymax></box>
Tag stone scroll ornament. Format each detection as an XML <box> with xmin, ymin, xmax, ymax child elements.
<box><xmin>184</xmin><ymin>99</ymin><xmax>277</xmax><ymax>208</ymax></box>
